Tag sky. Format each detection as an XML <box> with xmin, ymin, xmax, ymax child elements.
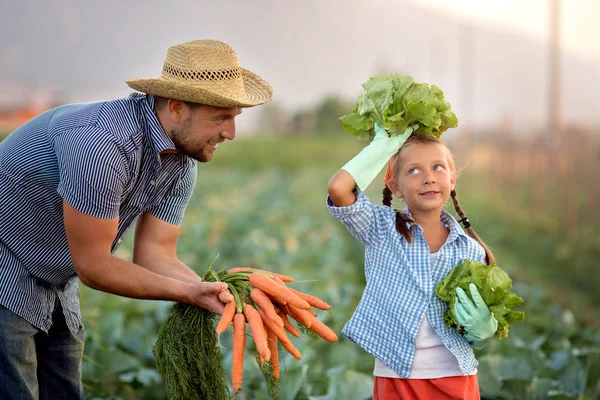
<box><xmin>416</xmin><ymin>0</ymin><xmax>600</xmax><ymax>61</ymax></box>
<box><xmin>1</xmin><ymin>0</ymin><xmax>598</xmax><ymax>132</ymax></box>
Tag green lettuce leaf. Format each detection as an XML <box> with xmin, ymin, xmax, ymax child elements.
<box><xmin>339</xmin><ymin>74</ymin><xmax>458</xmax><ymax>140</ymax></box>
<box><xmin>434</xmin><ymin>259</ymin><xmax>525</xmax><ymax>340</ymax></box>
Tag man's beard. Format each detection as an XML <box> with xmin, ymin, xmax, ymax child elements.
<box><xmin>170</xmin><ymin>118</ymin><xmax>210</xmax><ymax>162</ymax></box>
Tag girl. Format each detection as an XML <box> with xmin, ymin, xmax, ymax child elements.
<box><xmin>327</xmin><ymin>124</ymin><xmax>498</xmax><ymax>400</ymax></box>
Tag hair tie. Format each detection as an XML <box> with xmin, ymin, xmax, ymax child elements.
<box><xmin>459</xmin><ymin>217</ymin><xmax>471</xmax><ymax>229</ymax></box>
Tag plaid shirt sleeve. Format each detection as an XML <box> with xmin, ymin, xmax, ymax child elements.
<box><xmin>148</xmin><ymin>162</ymin><xmax>197</xmax><ymax>226</ymax></box>
<box><xmin>54</xmin><ymin>126</ymin><xmax>128</xmax><ymax>220</ymax></box>
<box><xmin>477</xmin><ymin>247</ymin><xmax>487</xmax><ymax>264</ymax></box>
<box><xmin>326</xmin><ymin>190</ymin><xmax>384</xmax><ymax>246</ymax></box>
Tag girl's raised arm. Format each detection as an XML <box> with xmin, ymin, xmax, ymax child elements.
<box><xmin>328</xmin><ymin>124</ymin><xmax>417</xmax><ymax>207</ymax></box>
<box><xmin>328</xmin><ymin>169</ymin><xmax>358</xmax><ymax>207</ymax></box>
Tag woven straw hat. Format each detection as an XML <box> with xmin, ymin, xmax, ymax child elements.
<box><xmin>126</xmin><ymin>40</ymin><xmax>273</xmax><ymax>108</ymax></box>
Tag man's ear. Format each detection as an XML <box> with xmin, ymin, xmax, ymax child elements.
<box><xmin>167</xmin><ymin>99</ymin><xmax>186</xmax><ymax>124</ymax></box>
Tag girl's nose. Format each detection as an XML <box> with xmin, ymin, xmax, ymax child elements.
<box><xmin>423</xmin><ymin>173</ymin><xmax>436</xmax><ymax>184</ymax></box>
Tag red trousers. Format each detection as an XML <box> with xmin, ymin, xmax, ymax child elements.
<box><xmin>373</xmin><ymin>375</ymin><xmax>480</xmax><ymax>400</ymax></box>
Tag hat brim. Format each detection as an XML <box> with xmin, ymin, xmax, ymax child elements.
<box><xmin>125</xmin><ymin>68</ymin><xmax>273</xmax><ymax>108</ymax></box>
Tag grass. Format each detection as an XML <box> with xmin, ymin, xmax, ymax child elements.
<box><xmin>206</xmin><ymin>134</ymin><xmax>600</xmax><ymax>326</ymax></box>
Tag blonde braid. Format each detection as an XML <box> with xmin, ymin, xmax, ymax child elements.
<box><xmin>382</xmin><ymin>186</ymin><xmax>414</xmax><ymax>243</ymax></box>
<box><xmin>450</xmin><ymin>190</ymin><xmax>496</xmax><ymax>265</ymax></box>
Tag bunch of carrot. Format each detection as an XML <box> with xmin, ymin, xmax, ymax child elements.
<box><xmin>207</xmin><ymin>267</ymin><xmax>337</xmax><ymax>395</ymax></box>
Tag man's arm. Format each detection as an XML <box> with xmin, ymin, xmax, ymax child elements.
<box><xmin>63</xmin><ymin>200</ymin><xmax>230</xmax><ymax>314</ymax></box>
<box><xmin>133</xmin><ymin>212</ymin><xmax>204</xmax><ymax>284</ymax></box>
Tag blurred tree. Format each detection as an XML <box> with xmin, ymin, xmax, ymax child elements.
<box><xmin>257</xmin><ymin>94</ymin><xmax>354</xmax><ymax>135</ymax></box>
<box><xmin>291</xmin><ymin>109</ymin><xmax>315</xmax><ymax>134</ymax></box>
<box><xmin>314</xmin><ymin>95</ymin><xmax>353</xmax><ymax>135</ymax></box>
<box><xmin>256</xmin><ymin>102</ymin><xmax>290</xmax><ymax>134</ymax></box>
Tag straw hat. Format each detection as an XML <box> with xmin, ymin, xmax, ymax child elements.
<box><xmin>126</xmin><ymin>39</ymin><xmax>273</xmax><ymax>108</ymax></box>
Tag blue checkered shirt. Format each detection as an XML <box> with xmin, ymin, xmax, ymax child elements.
<box><xmin>0</xmin><ymin>93</ymin><xmax>197</xmax><ymax>335</ymax></box>
<box><xmin>327</xmin><ymin>190</ymin><xmax>486</xmax><ymax>377</ymax></box>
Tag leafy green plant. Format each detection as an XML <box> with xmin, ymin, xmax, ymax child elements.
<box><xmin>339</xmin><ymin>74</ymin><xmax>458</xmax><ymax>140</ymax></box>
<box><xmin>80</xmin><ymin>136</ymin><xmax>599</xmax><ymax>400</ymax></box>
<box><xmin>435</xmin><ymin>259</ymin><xmax>525</xmax><ymax>339</ymax></box>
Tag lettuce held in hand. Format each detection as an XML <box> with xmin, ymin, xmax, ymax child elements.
<box><xmin>339</xmin><ymin>74</ymin><xmax>459</xmax><ymax>141</ymax></box>
<box><xmin>435</xmin><ymin>259</ymin><xmax>525</xmax><ymax>340</ymax></box>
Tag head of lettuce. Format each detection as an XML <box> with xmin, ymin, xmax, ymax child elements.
<box><xmin>435</xmin><ymin>259</ymin><xmax>525</xmax><ymax>340</ymax></box>
<box><xmin>339</xmin><ymin>74</ymin><xmax>459</xmax><ymax>140</ymax></box>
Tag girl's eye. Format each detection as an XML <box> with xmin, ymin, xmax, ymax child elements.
<box><xmin>434</xmin><ymin>164</ymin><xmax>444</xmax><ymax>171</ymax></box>
<box><xmin>408</xmin><ymin>168</ymin><xmax>420</xmax><ymax>175</ymax></box>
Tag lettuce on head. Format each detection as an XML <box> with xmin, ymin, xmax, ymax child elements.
<box><xmin>435</xmin><ymin>259</ymin><xmax>525</xmax><ymax>339</ymax></box>
<box><xmin>339</xmin><ymin>74</ymin><xmax>459</xmax><ymax>140</ymax></box>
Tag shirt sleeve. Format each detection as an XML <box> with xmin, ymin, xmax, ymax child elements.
<box><xmin>148</xmin><ymin>162</ymin><xmax>197</xmax><ymax>226</ymax></box>
<box><xmin>476</xmin><ymin>243</ymin><xmax>487</xmax><ymax>264</ymax></box>
<box><xmin>326</xmin><ymin>190</ymin><xmax>383</xmax><ymax>246</ymax></box>
<box><xmin>54</xmin><ymin>126</ymin><xmax>128</xmax><ymax>219</ymax></box>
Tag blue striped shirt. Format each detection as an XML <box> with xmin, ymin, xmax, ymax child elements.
<box><xmin>327</xmin><ymin>191</ymin><xmax>486</xmax><ymax>377</ymax></box>
<box><xmin>0</xmin><ymin>93</ymin><xmax>197</xmax><ymax>335</ymax></box>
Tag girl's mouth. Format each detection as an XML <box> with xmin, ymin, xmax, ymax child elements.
<box><xmin>420</xmin><ymin>191</ymin><xmax>439</xmax><ymax>197</ymax></box>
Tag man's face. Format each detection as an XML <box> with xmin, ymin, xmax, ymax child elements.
<box><xmin>170</xmin><ymin>104</ymin><xmax>242</xmax><ymax>162</ymax></box>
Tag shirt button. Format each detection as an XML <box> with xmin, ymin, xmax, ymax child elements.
<box><xmin>150</xmin><ymin>180</ymin><xmax>156</xmax><ymax>186</ymax></box>
<box><xmin>117</xmin><ymin>239</ymin><xmax>123</xmax><ymax>244</ymax></box>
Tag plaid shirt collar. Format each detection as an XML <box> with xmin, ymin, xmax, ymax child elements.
<box><xmin>402</xmin><ymin>208</ymin><xmax>468</xmax><ymax>245</ymax></box>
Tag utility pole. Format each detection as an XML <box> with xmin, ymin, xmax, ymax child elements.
<box><xmin>547</xmin><ymin>0</ymin><xmax>575</xmax><ymax>229</ymax></box>
<box><xmin>548</xmin><ymin>0</ymin><xmax>561</xmax><ymax>136</ymax></box>
<box><xmin>459</xmin><ymin>19</ymin><xmax>474</xmax><ymax>134</ymax></box>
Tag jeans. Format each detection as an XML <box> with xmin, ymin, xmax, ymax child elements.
<box><xmin>0</xmin><ymin>302</ymin><xmax>85</xmax><ymax>400</ymax></box>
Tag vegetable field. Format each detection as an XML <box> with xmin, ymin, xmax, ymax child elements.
<box><xmin>75</xmin><ymin>135</ymin><xmax>599</xmax><ymax>400</ymax></box>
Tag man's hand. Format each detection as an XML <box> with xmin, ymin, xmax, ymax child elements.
<box><xmin>186</xmin><ymin>282</ymin><xmax>232</xmax><ymax>315</ymax></box>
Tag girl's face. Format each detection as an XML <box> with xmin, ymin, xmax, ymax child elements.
<box><xmin>387</xmin><ymin>142</ymin><xmax>456</xmax><ymax>216</ymax></box>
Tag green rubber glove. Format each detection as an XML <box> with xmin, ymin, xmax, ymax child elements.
<box><xmin>341</xmin><ymin>123</ymin><xmax>417</xmax><ymax>191</ymax></box>
<box><xmin>454</xmin><ymin>283</ymin><xmax>498</xmax><ymax>344</ymax></box>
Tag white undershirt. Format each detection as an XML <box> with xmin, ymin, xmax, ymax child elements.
<box><xmin>373</xmin><ymin>251</ymin><xmax>466</xmax><ymax>379</ymax></box>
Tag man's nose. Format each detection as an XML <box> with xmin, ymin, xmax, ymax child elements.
<box><xmin>221</xmin><ymin>120</ymin><xmax>236</xmax><ymax>140</ymax></box>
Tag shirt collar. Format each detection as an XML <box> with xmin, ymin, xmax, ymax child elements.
<box><xmin>133</xmin><ymin>93</ymin><xmax>177</xmax><ymax>154</ymax></box>
<box><xmin>403</xmin><ymin>208</ymin><xmax>468</xmax><ymax>244</ymax></box>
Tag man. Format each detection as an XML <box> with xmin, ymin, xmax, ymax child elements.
<box><xmin>0</xmin><ymin>39</ymin><xmax>273</xmax><ymax>399</ymax></box>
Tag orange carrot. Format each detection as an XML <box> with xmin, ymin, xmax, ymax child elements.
<box><xmin>265</xmin><ymin>292</ymin><xmax>287</xmax><ymax>306</ymax></box>
<box><xmin>267</xmin><ymin>330</ymin><xmax>280</xmax><ymax>380</ymax></box>
<box><xmin>257</xmin><ymin>308</ymin><xmax>288</xmax><ymax>341</ymax></box>
<box><xmin>259</xmin><ymin>308</ymin><xmax>302</xmax><ymax>360</ymax></box>
<box><xmin>276</xmin><ymin>308</ymin><xmax>300</xmax><ymax>337</ymax></box>
<box><xmin>272</xmin><ymin>275</ymin><xmax>287</xmax><ymax>285</ymax></box>
<box><xmin>278</xmin><ymin>333</ymin><xmax>302</xmax><ymax>360</ymax></box>
<box><xmin>242</xmin><ymin>304</ymin><xmax>271</xmax><ymax>364</ymax></box>
<box><xmin>288</xmin><ymin>287</ymin><xmax>331</xmax><ymax>310</ymax></box>
<box><xmin>228</xmin><ymin>267</ymin><xmax>294</xmax><ymax>282</ymax></box>
<box><xmin>308</xmin><ymin>316</ymin><xmax>338</xmax><ymax>342</ymax></box>
<box><xmin>250</xmin><ymin>288</ymin><xmax>284</xmax><ymax>327</ymax></box>
<box><xmin>307</xmin><ymin>308</ymin><xmax>317</xmax><ymax>317</ymax></box>
<box><xmin>248</xmin><ymin>273</ymin><xmax>310</xmax><ymax>310</ymax></box>
<box><xmin>216</xmin><ymin>301</ymin><xmax>236</xmax><ymax>335</ymax></box>
<box><xmin>232</xmin><ymin>313</ymin><xmax>246</xmax><ymax>393</ymax></box>
<box><xmin>286</xmin><ymin>305</ymin><xmax>314</xmax><ymax>328</ymax></box>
